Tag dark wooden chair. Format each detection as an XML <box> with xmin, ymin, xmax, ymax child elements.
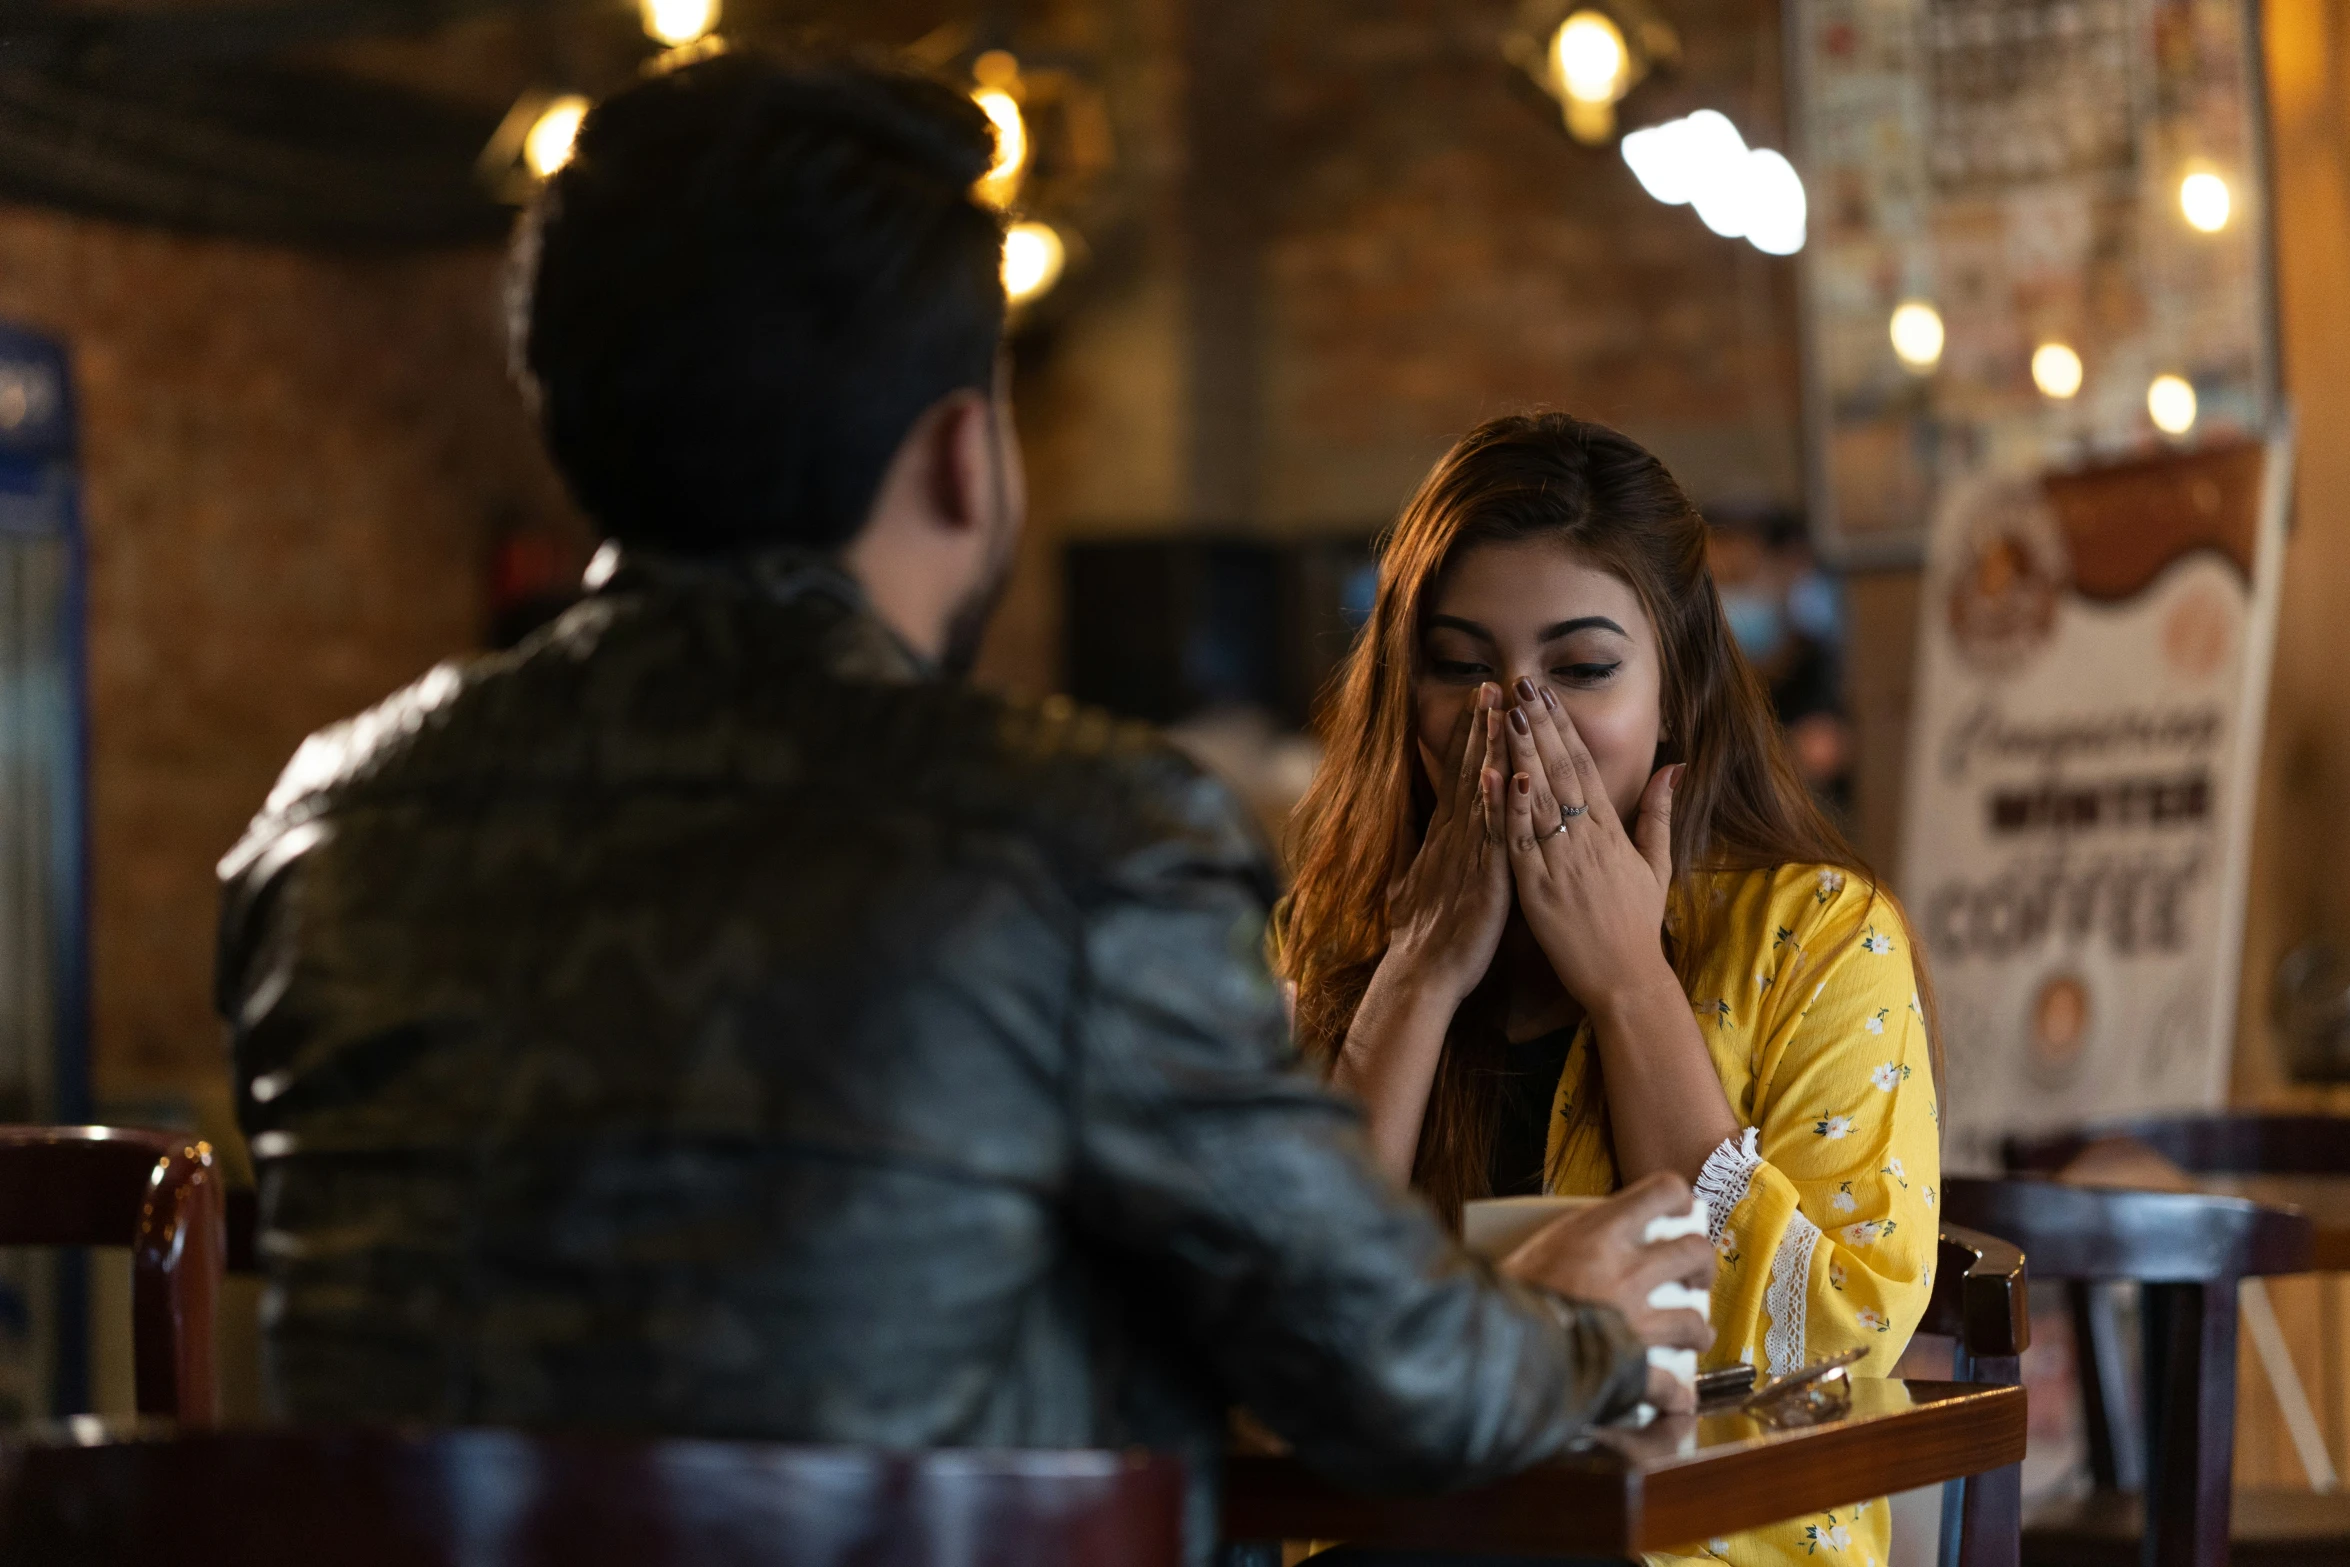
<box><xmin>0</xmin><ymin>1427</ymin><xmax>1187</xmax><ymax>1567</ymax></box>
<box><xmin>0</xmin><ymin>1126</ymin><xmax>224</xmax><ymax>1425</ymax></box>
<box><xmin>1942</xmin><ymin>1175</ymin><xmax>2315</xmax><ymax>1567</ymax></box>
<box><xmin>2005</xmin><ymin>1113</ymin><xmax>2350</xmax><ymax>1567</ymax></box>
<box><xmin>1931</xmin><ymin>1222</ymin><xmax>2031</xmax><ymax>1567</ymax></box>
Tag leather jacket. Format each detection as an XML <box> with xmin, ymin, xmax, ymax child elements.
<box><xmin>217</xmin><ymin>549</ymin><xmax>1647</xmax><ymax>1561</ymax></box>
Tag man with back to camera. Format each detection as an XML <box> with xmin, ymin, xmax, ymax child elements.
<box><xmin>215</xmin><ymin>48</ymin><xmax>1713</xmax><ymax>1561</ymax></box>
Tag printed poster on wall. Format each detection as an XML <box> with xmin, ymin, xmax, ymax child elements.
<box><xmin>1899</xmin><ymin>430</ymin><xmax>2291</xmax><ymax>1172</ymax></box>
<box><xmin>1787</xmin><ymin>0</ymin><xmax>2278</xmax><ymax>566</ymax></box>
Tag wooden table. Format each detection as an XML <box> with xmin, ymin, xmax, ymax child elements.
<box><xmin>2191</xmin><ymin>1174</ymin><xmax>2350</xmax><ymax>1270</ymax></box>
<box><xmin>1222</xmin><ymin>1378</ymin><xmax>2025</xmax><ymax>1558</ymax></box>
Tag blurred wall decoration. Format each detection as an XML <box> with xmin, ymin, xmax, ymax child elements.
<box><xmin>1788</xmin><ymin>0</ymin><xmax>2279</xmax><ymax>565</ymax></box>
<box><xmin>0</xmin><ymin>323</ymin><xmax>87</xmax><ymax>1419</ymax></box>
<box><xmin>1901</xmin><ymin>433</ymin><xmax>2292</xmax><ymax>1171</ymax></box>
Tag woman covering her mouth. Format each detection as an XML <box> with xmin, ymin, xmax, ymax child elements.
<box><xmin>1273</xmin><ymin>410</ymin><xmax>1941</xmax><ymax>1567</ymax></box>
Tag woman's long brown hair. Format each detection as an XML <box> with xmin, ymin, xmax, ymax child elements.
<box><xmin>1272</xmin><ymin>411</ymin><xmax>1941</xmax><ymax>1219</ymax></box>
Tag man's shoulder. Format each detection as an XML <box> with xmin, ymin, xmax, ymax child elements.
<box><xmin>946</xmin><ymin>690</ymin><xmax>1277</xmax><ymax>907</ymax></box>
<box><xmin>217</xmin><ymin>598</ymin><xmax>1275</xmax><ymax>911</ymax></box>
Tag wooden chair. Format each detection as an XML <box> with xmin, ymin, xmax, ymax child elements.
<box><xmin>2005</xmin><ymin>1113</ymin><xmax>2350</xmax><ymax>1567</ymax></box>
<box><xmin>0</xmin><ymin>1427</ymin><xmax>1187</xmax><ymax>1567</ymax></box>
<box><xmin>1941</xmin><ymin>1175</ymin><xmax>2314</xmax><ymax>1567</ymax></box>
<box><xmin>1931</xmin><ymin>1222</ymin><xmax>2031</xmax><ymax>1567</ymax></box>
<box><xmin>0</xmin><ymin>1126</ymin><xmax>223</xmax><ymax>1425</ymax></box>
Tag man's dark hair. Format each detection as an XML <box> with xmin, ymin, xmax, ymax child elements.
<box><xmin>512</xmin><ymin>50</ymin><xmax>1007</xmax><ymax>555</ymax></box>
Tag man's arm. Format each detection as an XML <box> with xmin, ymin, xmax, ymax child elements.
<box><xmin>1063</xmin><ymin>777</ymin><xmax>1647</xmax><ymax>1491</ymax></box>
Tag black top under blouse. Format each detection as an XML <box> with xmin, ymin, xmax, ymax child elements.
<box><xmin>1487</xmin><ymin>1025</ymin><xmax>1577</xmax><ymax>1197</ymax></box>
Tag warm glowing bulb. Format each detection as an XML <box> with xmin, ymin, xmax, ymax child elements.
<box><xmin>1889</xmin><ymin>301</ymin><xmax>1945</xmax><ymax>370</ymax></box>
<box><xmin>524</xmin><ymin>96</ymin><xmax>590</xmax><ymax>179</ymax></box>
<box><xmin>1003</xmin><ymin>221</ymin><xmax>1066</xmax><ymax>305</ymax></box>
<box><xmin>640</xmin><ymin>0</ymin><xmax>718</xmax><ymax>45</ymax></box>
<box><xmin>2179</xmin><ymin>171</ymin><xmax>2231</xmax><ymax>233</ymax></box>
<box><xmin>1554</xmin><ymin>11</ymin><xmax>1630</xmax><ymax>104</ymax></box>
<box><xmin>2148</xmin><ymin>373</ymin><xmax>2198</xmax><ymax>435</ymax></box>
<box><xmin>2032</xmin><ymin>341</ymin><xmax>2084</xmax><ymax>399</ymax></box>
<box><xmin>973</xmin><ymin>88</ymin><xmax>1027</xmax><ymax>210</ymax></box>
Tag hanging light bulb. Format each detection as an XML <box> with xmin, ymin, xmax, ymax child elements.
<box><xmin>2179</xmin><ymin>171</ymin><xmax>2231</xmax><ymax>233</ymax></box>
<box><xmin>2148</xmin><ymin>374</ymin><xmax>2198</xmax><ymax>434</ymax></box>
<box><xmin>1003</xmin><ymin>221</ymin><xmax>1067</xmax><ymax>306</ymax></box>
<box><xmin>2031</xmin><ymin>342</ymin><xmax>2084</xmax><ymax>400</ymax></box>
<box><xmin>1889</xmin><ymin>302</ymin><xmax>1945</xmax><ymax>371</ymax></box>
<box><xmin>640</xmin><ymin>0</ymin><xmax>719</xmax><ymax>46</ymax></box>
<box><xmin>524</xmin><ymin>96</ymin><xmax>591</xmax><ymax>179</ymax></box>
<box><xmin>1621</xmin><ymin>111</ymin><xmax>1806</xmax><ymax>254</ymax></box>
<box><xmin>1741</xmin><ymin>149</ymin><xmax>1807</xmax><ymax>255</ymax></box>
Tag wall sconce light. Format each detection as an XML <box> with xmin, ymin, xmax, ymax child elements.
<box><xmin>1504</xmin><ymin>0</ymin><xmax>1679</xmax><ymax>145</ymax></box>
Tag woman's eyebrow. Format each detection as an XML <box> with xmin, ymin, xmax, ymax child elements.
<box><xmin>1426</xmin><ymin>613</ymin><xmax>1495</xmax><ymax>641</ymax></box>
<box><xmin>1538</xmin><ymin>616</ymin><xmax>1627</xmax><ymax>641</ymax></box>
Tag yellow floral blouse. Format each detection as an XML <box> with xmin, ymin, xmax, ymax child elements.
<box><xmin>1543</xmin><ymin>863</ymin><xmax>1938</xmax><ymax>1567</ymax></box>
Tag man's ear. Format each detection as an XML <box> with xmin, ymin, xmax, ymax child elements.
<box><xmin>920</xmin><ymin>389</ymin><xmax>997</xmax><ymax>537</ymax></box>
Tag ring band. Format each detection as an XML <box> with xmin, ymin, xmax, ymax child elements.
<box><xmin>1540</xmin><ymin>803</ymin><xmax>1587</xmax><ymax>841</ymax></box>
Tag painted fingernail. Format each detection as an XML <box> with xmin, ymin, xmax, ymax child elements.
<box><xmin>1509</xmin><ymin>707</ymin><xmax>1530</xmax><ymax>735</ymax></box>
<box><xmin>1515</xmin><ymin>676</ymin><xmax>1538</xmax><ymax>702</ymax></box>
<box><xmin>1541</xmin><ymin>687</ymin><xmax>1558</xmax><ymax>712</ymax></box>
<box><xmin>1669</xmin><ymin>763</ymin><xmax>1688</xmax><ymax>790</ymax></box>
<box><xmin>1514</xmin><ymin>772</ymin><xmax>1531</xmax><ymax>795</ymax></box>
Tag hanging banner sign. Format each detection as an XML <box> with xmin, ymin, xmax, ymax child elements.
<box><xmin>1899</xmin><ymin>430</ymin><xmax>2292</xmax><ymax>1172</ymax></box>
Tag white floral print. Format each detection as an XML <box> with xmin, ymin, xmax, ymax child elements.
<box><xmin>1871</xmin><ymin>1062</ymin><xmax>1909</xmax><ymax>1091</ymax></box>
<box><xmin>1841</xmin><ymin>1219</ymin><xmax>1893</xmax><ymax>1245</ymax></box>
<box><xmin>1858</xmin><ymin>1308</ymin><xmax>1889</xmax><ymax>1332</ymax></box>
<box><xmin>1924</xmin><ymin>1184</ymin><xmax>1938</xmax><ymax>1209</ymax></box>
<box><xmin>1815</xmin><ymin>1115</ymin><xmax>1854</xmax><ymax>1140</ymax></box>
<box><xmin>1831</xmin><ymin>1181</ymin><xmax>1857</xmax><ymax>1214</ymax></box>
<box><xmin>1861</xmin><ymin>926</ymin><xmax>1895</xmax><ymax>954</ymax></box>
<box><xmin>1864</xmin><ymin>1010</ymin><xmax>1886</xmax><ymax>1034</ymax></box>
<box><xmin>1816</xmin><ymin>868</ymin><xmax>1844</xmax><ymax>902</ymax></box>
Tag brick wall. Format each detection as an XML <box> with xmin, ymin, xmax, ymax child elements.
<box><xmin>0</xmin><ymin>211</ymin><xmax>580</xmax><ymax>1165</ymax></box>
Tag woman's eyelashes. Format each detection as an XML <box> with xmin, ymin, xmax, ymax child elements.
<box><xmin>1552</xmin><ymin>661</ymin><xmax>1621</xmax><ymax>687</ymax></box>
<box><xmin>1428</xmin><ymin>658</ymin><xmax>1492</xmax><ymax>682</ymax></box>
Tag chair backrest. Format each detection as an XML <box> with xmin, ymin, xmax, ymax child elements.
<box><xmin>1942</xmin><ymin>1174</ymin><xmax>2311</xmax><ymax>1283</ymax></box>
<box><xmin>0</xmin><ymin>1428</ymin><xmax>1188</xmax><ymax>1567</ymax></box>
<box><xmin>1924</xmin><ymin>1222</ymin><xmax>2030</xmax><ymax>1368</ymax></box>
<box><xmin>1927</xmin><ymin>1224</ymin><xmax>2029</xmax><ymax>1567</ymax></box>
<box><xmin>1942</xmin><ymin>1176</ymin><xmax>2313</xmax><ymax>1567</ymax></box>
<box><xmin>2007</xmin><ymin>1112</ymin><xmax>2350</xmax><ymax>1177</ymax></box>
<box><xmin>0</xmin><ymin>1126</ymin><xmax>224</xmax><ymax>1425</ymax></box>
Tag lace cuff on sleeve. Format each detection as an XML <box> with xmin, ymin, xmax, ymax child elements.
<box><xmin>1694</xmin><ymin>1126</ymin><xmax>1763</xmax><ymax>1249</ymax></box>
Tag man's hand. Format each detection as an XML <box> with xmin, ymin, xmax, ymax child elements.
<box><xmin>1498</xmin><ymin>1171</ymin><xmax>1717</xmax><ymax>1380</ymax></box>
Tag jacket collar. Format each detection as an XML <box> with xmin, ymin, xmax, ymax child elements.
<box><xmin>582</xmin><ymin>542</ymin><xmax>933</xmax><ymax>685</ymax></box>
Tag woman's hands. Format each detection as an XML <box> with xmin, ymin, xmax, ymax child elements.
<box><xmin>1497</xmin><ymin>678</ymin><xmax>1679</xmax><ymax>1014</ymax></box>
<box><xmin>1498</xmin><ymin>679</ymin><xmax>1739</xmax><ymax>1184</ymax></box>
<box><xmin>1328</xmin><ymin>684</ymin><xmax>1509</xmax><ymax>1181</ymax></box>
<box><xmin>1384</xmin><ymin>683</ymin><xmax>1511</xmax><ymax>1006</ymax></box>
